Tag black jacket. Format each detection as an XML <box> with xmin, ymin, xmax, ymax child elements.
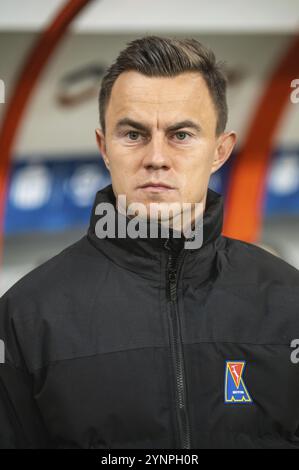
<box><xmin>0</xmin><ymin>184</ymin><xmax>299</xmax><ymax>449</ymax></box>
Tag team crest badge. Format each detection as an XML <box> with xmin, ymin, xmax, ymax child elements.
<box><xmin>224</xmin><ymin>361</ymin><xmax>253</xmax><ymax>404</ymax></box>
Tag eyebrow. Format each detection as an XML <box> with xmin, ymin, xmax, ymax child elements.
<box><xmin>115</xmin><ymin>117</ymin><xmax>201</xmax><ymax>134</ymax></box>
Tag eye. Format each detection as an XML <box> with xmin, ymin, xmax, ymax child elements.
<box><xmin>126</xmin><ymin>131</ymin><xmax>141</xmax><ymax>141</ymax></box>
<box><xmin>173</xmin><ymin>131</ymin><xmax>191</xmax><ymax>141</ymax></box>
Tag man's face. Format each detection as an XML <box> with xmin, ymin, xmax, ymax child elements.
<box><xmin>96</xmin><ymin>70</ymin><xmax>236</xmax><ymax>220</ymax></box>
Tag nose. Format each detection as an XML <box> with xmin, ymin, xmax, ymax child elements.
<box><xmin>142</xmin><ymin>133</ymin><xmax>171</xmax><ymax>171</ymax></box>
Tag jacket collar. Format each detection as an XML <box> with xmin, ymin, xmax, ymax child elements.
<box><xmin>87</xmin><ymin>184</ymin><xmax>224</xmax><ymax>280</ymax></box>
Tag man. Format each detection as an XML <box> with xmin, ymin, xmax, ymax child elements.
<box><xmin>0</xmin><ymin>36</ymin><xmax>299</xmax><ymax>449</ymax></box>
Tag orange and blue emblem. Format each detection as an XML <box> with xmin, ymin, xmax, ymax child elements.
<box><xmin>224</xmin><ymin>361</ymin><xmax>253</xmax><ymax>404</ymax></box>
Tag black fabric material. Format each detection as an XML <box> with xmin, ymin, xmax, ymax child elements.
<box><xmin>0</xmin><ymin>183</ymin><xmax>299</xmax><ymax>449</ymax></box>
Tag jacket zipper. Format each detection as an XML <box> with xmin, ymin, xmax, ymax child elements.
<box><xmin>165</xmin><ymin>240</ymin><xmax>191</xmax><ymax>449</ymax></box>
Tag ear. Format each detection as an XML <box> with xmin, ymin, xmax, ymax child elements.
<box><xmin>95</xmin><ymin>128</ymin><xmax>110</xmax><ymax>171</ymax></box>
<box><xmin>211</xmin><ymin>131</ymin><xmax>237</xmax><ymax>174</ymax></box>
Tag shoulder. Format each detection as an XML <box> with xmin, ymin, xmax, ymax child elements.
<box><xmin>0</xmin><ymin>235</ymin><xmax>108</xmax><ymax>369</ymax></box>
<box><xmin>216</xmin><ymin>236</ymin><xmax>299</xmax><ymax>344</ymax></box>
<box><xmin>0</xmin><ymin>234</ymin><xmax>108</xmax><ymax>319</ymax></box>
<box><xmin>220</xmin><ymin>236</ymin><xmax>299</xmax><ymax>286</ymax></box>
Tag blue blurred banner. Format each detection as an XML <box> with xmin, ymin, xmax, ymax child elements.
<box><xmin>4</xmin><ymin>149</ymin><xmax>299</xmax><ymax>235</ymax></box>
<box><xmin>5</xmin><ymin>157</ymin><xmax>110</xmax><ymax>234</ymax></box>
<box><xmin>210</xmin><ymin>147</ymin><xmax>299</xmax><ymax>216</ymax></box>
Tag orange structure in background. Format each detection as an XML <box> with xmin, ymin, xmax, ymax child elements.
<box><xmin>223</xmin><ymin>34</ymin><xmax>299</xmax><ymax>243</ymax></box>
<box><xmin>0</xmin><ymin>0</ymin><xmax>94</xmax><ymax>267</ymax></box>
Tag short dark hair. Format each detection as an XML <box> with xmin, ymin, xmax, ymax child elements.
<box><xmin>99</xmin><ymin>35</ymin><xmax>228</xmax><ymax>136</ymax></box>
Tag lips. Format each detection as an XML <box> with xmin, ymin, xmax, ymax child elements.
<box><xmin>139</xmin><ymin>182</ymin><xmax>174</xmax><ymax>190</ymax></box>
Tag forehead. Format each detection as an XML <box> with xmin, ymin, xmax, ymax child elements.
<box><xmin>106</xmin><ymin>70</ymin><xmax>216</xmax><ymax>126</ymax></box>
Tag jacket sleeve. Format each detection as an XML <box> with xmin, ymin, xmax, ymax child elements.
<box><xmin>0</xmin><ymin>292</ymin><xmax>50</xmax><ymax>449</ymax></box>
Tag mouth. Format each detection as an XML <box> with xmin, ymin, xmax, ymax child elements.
<box><xmin>138</xmin><ymin>182</ymin><xmax>176</xmax><ymax>193</ymax></box>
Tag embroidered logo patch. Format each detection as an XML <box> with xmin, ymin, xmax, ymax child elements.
<box><xmin>224</xmin><ymin>361</ymin><xmax>252</xmax><ymax>404</ymax></box>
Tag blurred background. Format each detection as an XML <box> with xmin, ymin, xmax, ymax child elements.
<box><xmin>0</xmin><ymin>0</ymin><xmax>299</xmax><ymax>295</ymax></box>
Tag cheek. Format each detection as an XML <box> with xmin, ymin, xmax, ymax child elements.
<box><xmin>109</xmin><ymin>140</ymin><xmax>142</xmax><ymax>169</ymax></box>
<box><xmin>176</xmin><ymin>154</ymin><xmax>214</xmax><ymax>198</ymax></box>
<box><xmin>108</xmin><ymin>157</ymin><xmax>139</xmax><ymax>191</ymax></box>
<box><xmin>180</xmin><ymin>143</ymin><xmax>214</xmax><ymax>175</ymax></box>
<box><xmin>106</xmin><ymin>145</ymin><xmax>132</xmax><ymax>173</ymax></box>
<box><xmin>175</xmin><ymin>155</ymin><xmax>210</xmax><ymax>183</ymax></box>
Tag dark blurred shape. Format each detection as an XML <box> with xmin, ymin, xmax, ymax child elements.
<box><xmin>224</xmin><ymin>65</ymin><xmax>249</xmax><ymax>86</ymax></box>
<box><xmin>55</xmin><ymin>63</ymin><xmax>106</xmax><ymax>106</ymax></box>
